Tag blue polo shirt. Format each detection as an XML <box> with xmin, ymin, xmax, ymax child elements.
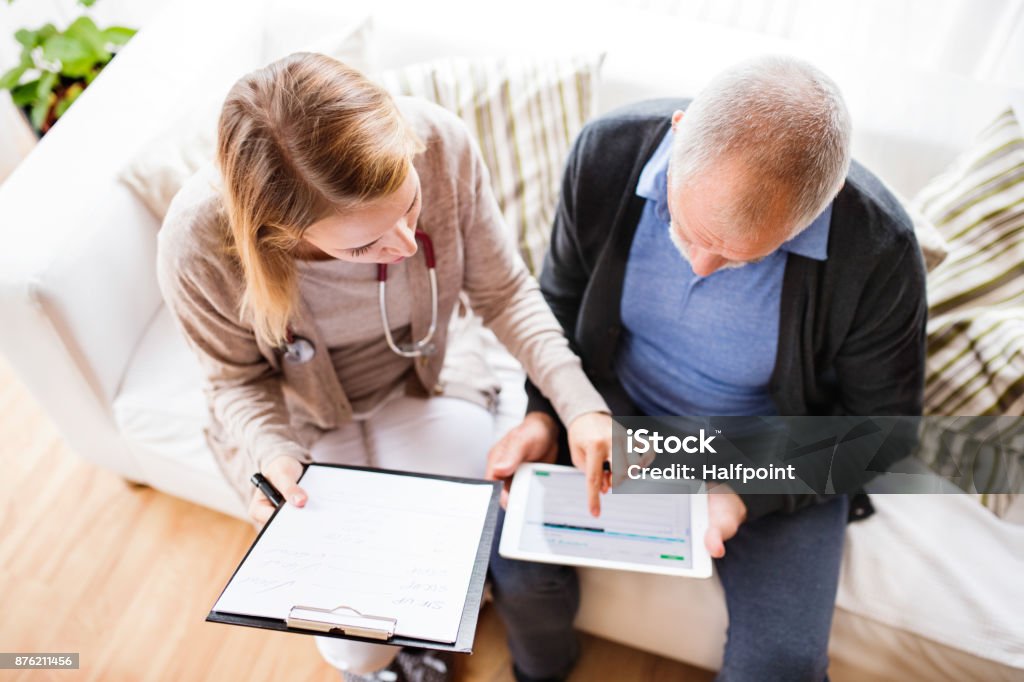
<box><xmin>616</xmin><ymin>130</ymin><xmax>832</xmax><ymax>416</ymax></box>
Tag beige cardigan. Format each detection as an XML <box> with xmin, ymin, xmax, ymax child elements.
<box><xmin>156</xmin><ymin>97</ymin><xmax>608</xmax><ymax>507</ymax></box>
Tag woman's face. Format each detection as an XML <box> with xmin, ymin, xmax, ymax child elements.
<box><xmin>300</xmin><ymin>167</ymin><xmax>422</xmax><ymax>264</ymax></box>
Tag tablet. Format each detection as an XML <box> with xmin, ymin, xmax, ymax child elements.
<box><xmin>500</xmin><ymin>464</ymin><xmax>711</xmax><ymax>578</ymax></box>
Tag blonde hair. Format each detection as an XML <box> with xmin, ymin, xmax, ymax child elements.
<box><xmin>216</xmin><ymin>52</ymin><xmax>423</xmax><ymax>348</ymax></box>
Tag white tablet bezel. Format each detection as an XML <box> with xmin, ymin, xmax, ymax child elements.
<box><xmin>499</xmin><ymin>463</ymin><xmax>712</xmax><ymax>578</ymax></box>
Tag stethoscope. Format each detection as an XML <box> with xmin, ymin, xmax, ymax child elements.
<box><xmin>281</xmin><ymin>230</ymin><xmax>439</xmax><ymax>364</ymax></box>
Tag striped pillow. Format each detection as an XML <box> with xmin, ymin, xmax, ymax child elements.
<box><xmin>379</xmin><ymin>55</ymin><xmax>603</xmax><ymax>274</ymax></box>
<box><xmin>916</xmin><ymin>108</ymin><xmax>1024</xmax><ymax>515</ymax></box>
<box><xmin>919</xmin><ymin>108</ymin><xmax>1024</xmax><ymax>417</ymax></box>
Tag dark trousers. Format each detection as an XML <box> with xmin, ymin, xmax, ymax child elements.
<box><xmin>488</xmin><ymin>496</ymin><xmax>849</xmax><ymax>682</ymax></box>
<box><xmin>715</xmin><ymin>495</ymin><xmax>849</xmax><ymax>682</ymax></box>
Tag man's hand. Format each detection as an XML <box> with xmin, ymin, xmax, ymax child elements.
<box><xmin>567</xmin><ymin>412</ymin><xmax>613</xmax><ymax>517</ymax></box>
<box><xmin>705</xmin><ymin>488</ymin><xmax>747</xmax><ymax>558</ymax></box>
<box><xmin>486</xmin><ymin>412</ymin><xmax>559</xmax><ymax>507</ymax></box>
<box><xmin>248</xmin><ymin>455</ymin><xmax>308</xmax><ymax>528</ymax></box>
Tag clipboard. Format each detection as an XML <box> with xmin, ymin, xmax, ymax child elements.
<box><xmin>206</xmin><ymin>463</ymin><xmax>501</xmax><ymax>653</ymax></box>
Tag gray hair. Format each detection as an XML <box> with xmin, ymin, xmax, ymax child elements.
<box><xmin>669</xmin><ymin>55</ymin><xmax>852</xmax><ymax>233</ymax></box>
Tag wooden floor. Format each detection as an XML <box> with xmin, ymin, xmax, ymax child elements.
<box><xmin>0</xmin><ymin>356</ymin><xmax>713</xmax><ymax>682</ymax></box>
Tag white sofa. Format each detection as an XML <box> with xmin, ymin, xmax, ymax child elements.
<box><xmin>0</xmin><ymin>0</ymin><xmax>1021</xmax><ymax>679</ymax></box>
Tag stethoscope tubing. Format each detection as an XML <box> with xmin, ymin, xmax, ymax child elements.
<box><xmin>283</xmin><ymin>230</ymin><xmax>439</xmax><ymax>363</ymax></box>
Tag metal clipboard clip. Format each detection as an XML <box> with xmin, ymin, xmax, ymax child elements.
<box><xmin>286</xmin><ymin>604</ymin><xmax>398</xmax><ymax>640</ymax></box>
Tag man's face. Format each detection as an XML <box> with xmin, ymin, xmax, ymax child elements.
<box><xmin>665</xmin><ymin>156</ymin><xmax>796</xmax><ymax>277</ymax></box>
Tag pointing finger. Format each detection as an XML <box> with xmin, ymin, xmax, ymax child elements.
<box><xmin>585</xmin><ymin>448</ymin><xmax>604</xmax><ymax>517</ymax></box>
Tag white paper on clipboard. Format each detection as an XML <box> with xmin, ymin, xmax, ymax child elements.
<box><xmin>212</xmin><ymin>466</ymin><xmax>494</xmax><ymax>643</ymax></box>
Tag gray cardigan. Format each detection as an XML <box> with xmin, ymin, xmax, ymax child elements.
<box><xmin>526</xmin><ymin>99</ymin><xmax>928</xmax><ymax>521</ymax></box>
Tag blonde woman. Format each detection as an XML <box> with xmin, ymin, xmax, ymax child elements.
<box><xmin>157</xmin><ymin>53</ymin><xmax>610</xmax><ymax>682</ymax></box>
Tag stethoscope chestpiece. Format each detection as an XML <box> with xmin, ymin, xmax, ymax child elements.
<box><xmin>283</xmin><ymin>335</ymin><xmax>316</xmax><ymax>364</ymax></box>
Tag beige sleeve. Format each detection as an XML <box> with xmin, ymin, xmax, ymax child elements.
<box><xmin>453</xmin><ymin>128</ymin><xmax>609</xmax><ymax>426</ymax></box>
<box><xmin>155</xmin><ymin>233</ymin><xmax>312</xmax><ymax>475</ymax></box>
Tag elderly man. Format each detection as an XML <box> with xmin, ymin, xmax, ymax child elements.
<box><xmin>487</xmin><ymin>56</ymin><xmax>927</xmax><ymax>681</ymax></box>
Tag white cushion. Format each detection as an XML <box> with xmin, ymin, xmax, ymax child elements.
<box><xmin>836</xmin><ymin>494</ymin><xmax>1024</xmax><ymax>674</ymax></box>
<box><xmin>112</xmin><ymin>307</ymin><xmax>217</xmax><ymax>487</ymax></box>
<box><xmin>111</xmin><ymin>306</ymin><xmax>246</xmax><ymax>519</ymax></box>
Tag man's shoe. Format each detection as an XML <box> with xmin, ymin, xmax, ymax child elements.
<box><xmin>395</xmin><ymin>648</ymin><xmax>452</xmax><ymax>682</ymax></box>
<box><xmin>341</xmin><ymin>648</ymin><xmax>453</xmax><ymax>682</ymax></box>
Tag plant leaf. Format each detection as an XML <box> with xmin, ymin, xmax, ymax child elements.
<box><xmin>43</xmin><ymin>33</ymin><xmax>90</xmax><ymax>63</ymax></box>
<box><xmin>18</xmin><ymin>45</ymin><xmax>35</xmax><ymax>67</ymax></box>
<box><xmin>42</xmin><ymin>34</ymin><xmax>98</xmax><ymax>78</ymax></box>
<box><xmin>0</xmin><ymin>64</ymin><xmax>27</xmax><ymax>90</ymax></box>
<box><xmin>0</xmin><ymin>44</ymin><xmax>36</xmax><ymax>92</ymax></box>
<box><xmin>65</xmin><ymin>15</ymin><xmax>110</xmax><ymax>61</ymax></box>
<box><xmin>29</xmin><ymin>71</ymin><xmax>59</xmax><ymax>131</ymax></box>
<box><xmin>30</xmin><ymin>95</ymin><xmax>52</xmax><ymax>131</ymax></box>
<box><xmin>102</xmin><ymin>26</ymin><xmax>136</xmax><ymax>48</ymax></box>
<box><xmin>14</xmin><ymin>28</ymin><xmax>39</xmax><ymax>48</ymax></box>
<box><xmin>10</xmin><ymin>79</ymin><xmax>40</xmax><ymax>107</ymax></box>
<box><xmin>35</xmin><ymin>70</ymin><xmax>58</xmax><ymax>99</ymax></box>
<box><xmin>79</xmin><ymin>0</ymin><xmax>98</xmax><ymax>6</ymax></box>
<box><xmin>37</xmin><ymin>23</ymin><xmax>58</xmax><ymax>42</ymax></box>
<box><xmin>15</xmin><ymin>23</ymin><xmax>57</xmax><ymax>48</ymax></box>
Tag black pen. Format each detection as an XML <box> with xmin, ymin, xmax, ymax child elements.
<box><xmin>250</xmin><ymin>472</ymin><xmax>286</xmax><ymax>509</ymax></box>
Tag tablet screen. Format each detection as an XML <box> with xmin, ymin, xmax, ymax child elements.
<box><xmin>507</xmin><ymin>466</ymin><xmax>706</xmax><ymax>575</ymax></box>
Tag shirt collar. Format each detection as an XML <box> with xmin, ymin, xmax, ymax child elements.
<box><xmin>636</xmin><ymin>127</ymin><xmax>831</xmax><ymax>262</ymax></box>
<box><xmin>636</xmin><ymin>128</ymin><xmax>675</xmax><ymax>223</ymax></box>
<box><xmin>779</xmin><ymin>204</ymin><xmax>831</xmax><ymax>261</ymax></box>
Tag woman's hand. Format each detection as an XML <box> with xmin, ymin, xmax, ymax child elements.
<box><xmin>486</xmin><ymin>412</ymin><xmax>559</xmax><ymax>507</ymax></box>
<box><xmin>248</xmin><ymin>455</ymin><xmax>308</xmax><ymax>527</ymax></box>
<box><xmin>567</xmin><ymin>411</ymin><xmax>613</xmax><ymax>517</ymax></box>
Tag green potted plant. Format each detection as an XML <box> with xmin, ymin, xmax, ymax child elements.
<box><xmin>0</xmin><ymin>0</ymin><xmax>136</xmax><ymax>135</ymax></box>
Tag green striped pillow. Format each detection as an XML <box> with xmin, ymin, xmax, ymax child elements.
<box><xmin>379</xmin><ymin>55</ymin><xmax>603</xmax><ymax>274</ymax></box>
<box><xmin>916</xmin><ymin>108</ymin><xmax>1024</xmax><ymax>515</ymax></box>
<box><xmin>918</xmin><ymin>108</ymin><xmax>1024</xmax><ymax>417</ymax></box>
